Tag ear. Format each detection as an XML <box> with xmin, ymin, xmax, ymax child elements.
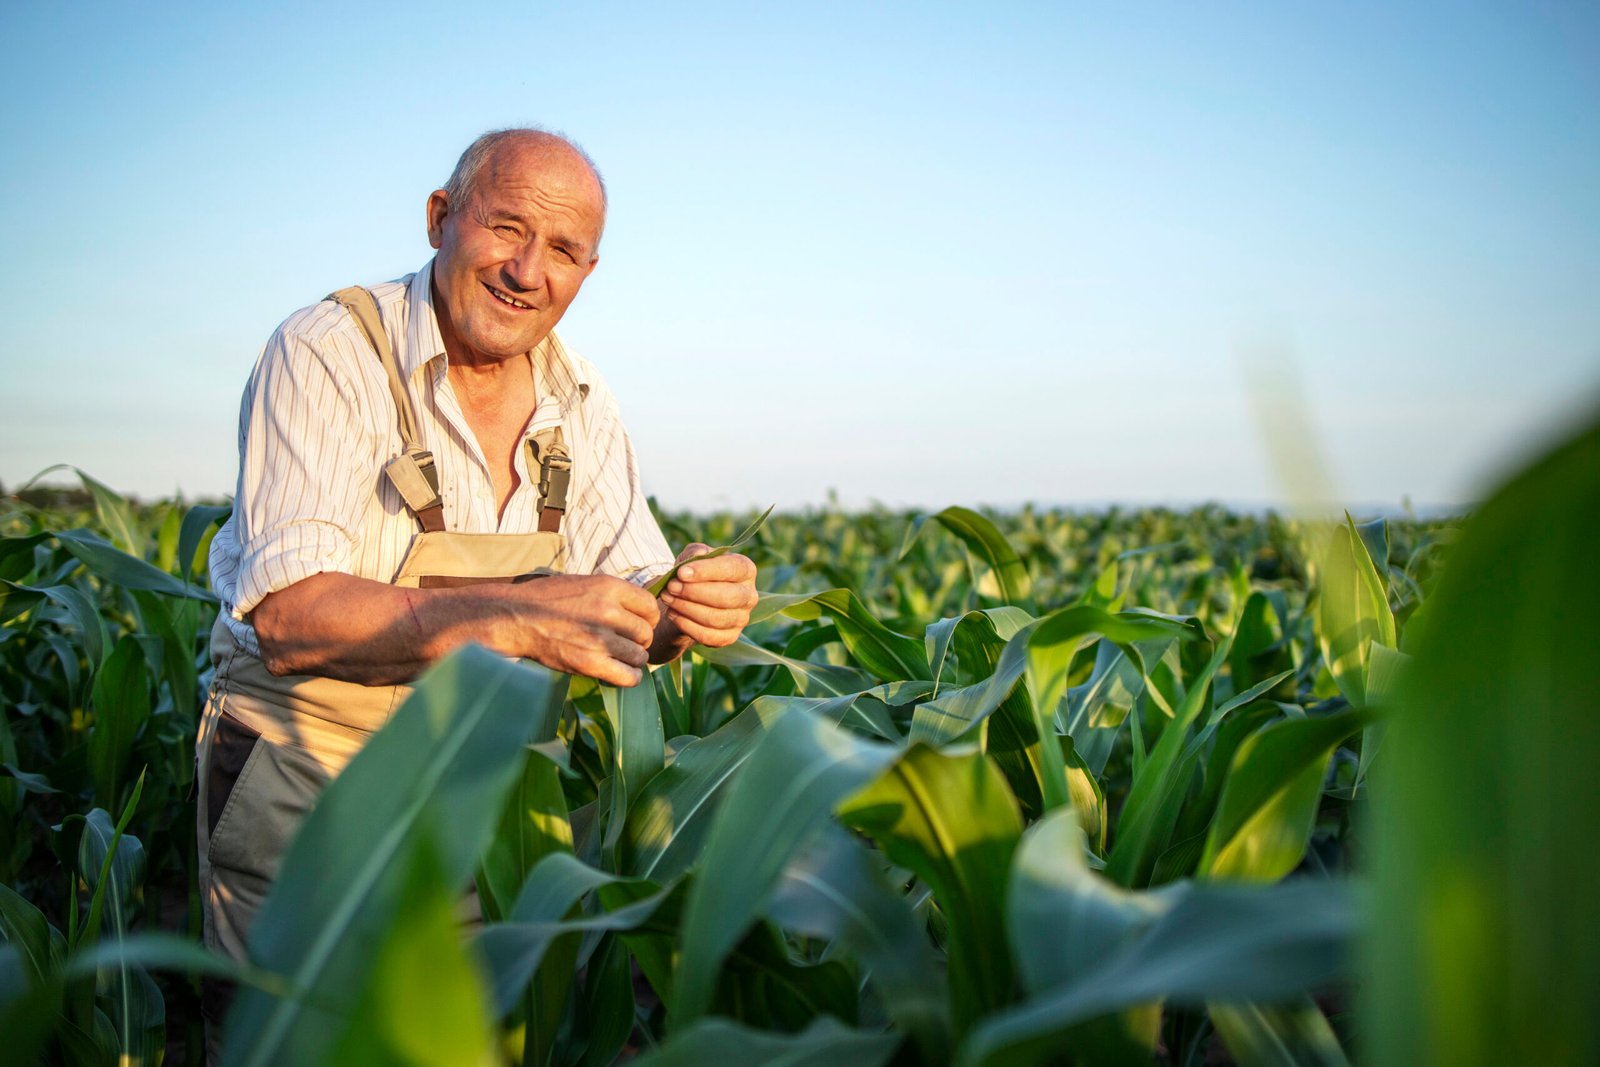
<box><xmin>425</xmin><ymin>190</ymin><xmax>449</xmax><ymax>250</ymax></box>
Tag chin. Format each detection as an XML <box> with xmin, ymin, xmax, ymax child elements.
<box><xmin>463</xmin><ymin>323</ymin><xmax>546</xmax><ymax>360</ymax></box>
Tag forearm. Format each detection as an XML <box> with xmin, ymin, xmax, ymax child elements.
<box><xmin>251</xmin><ymin>572</ymin><xmax>523</xmax><ymax>685</ymax></box>
<box><xmin>252</xmin><ymin>569</ymin><xmax>662</xmax><ymax>687</ymax></box>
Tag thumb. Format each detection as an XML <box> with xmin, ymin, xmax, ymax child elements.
<box><xmin>675</xmin><ymin>542</ymin><xmax>712</xmax><ymax>564</ymax></box>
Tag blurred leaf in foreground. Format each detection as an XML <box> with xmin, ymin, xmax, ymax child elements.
<box><xmin>1367</xmin><ymin>413</ymin><xmax>1600</xmax><ymax>1067</ymax></box>
<box><xmin>324</xmin><ymin>829</ymin><xmax>497</xmax><ymax>1067</ymax></box>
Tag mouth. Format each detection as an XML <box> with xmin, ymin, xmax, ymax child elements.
<box><xmin>484</xmin><ymin>283</ymin><xmax>536</xmax><ymax>311</ymax></box>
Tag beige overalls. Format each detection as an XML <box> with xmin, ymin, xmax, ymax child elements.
<box><xmin>195</xmin><ymin>287</ymin><xmax>573</xmax><ymax>1020</ymax></box>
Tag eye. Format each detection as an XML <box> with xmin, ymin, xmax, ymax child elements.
<box><xmin>494</xmin><ymin>224</ymin><xmax>521</xmax><ymax>239</ymax></box>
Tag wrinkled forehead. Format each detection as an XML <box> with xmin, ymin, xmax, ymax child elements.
<box><xmin>474</xmin><ymin>139</ymin><xmax>607</xmax><ymax>246</ymax></box>
<box><xmin>482</xmin><ymin>139</ymin><xmax>603</xmax><ymax>205</ymax></box>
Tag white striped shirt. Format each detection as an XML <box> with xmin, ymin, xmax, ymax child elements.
<box><xmin>209</xmin><ymin>262</ymin><xmax>675</xmax><ymax>657</ymax></box>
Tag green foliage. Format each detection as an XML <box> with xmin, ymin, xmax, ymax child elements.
<box><xmin>223</xmin><ymin>647</ymin><xmax>565</xmax><ymax>1067</ymax></box>
<box><xmin>1367</xmin><ymin>416</ymin><xmax>1600</xmax><ymax>1067</ymax></box>
<box><xmin>327</xmin><ymin>832</ymin><xmax>499</xmax><ymax>1067</ymax></box>
<box><xmin>838</xmin><ymin>745</ymin><xmax>1022</xmax><ymax>1037</ymax></box>
<box><xmin>16</xmin><ymin>451</ymin><xmax>1586</xmax><ymax>1067</ymax></box>
<box><xmin>960</xmin><ymin>812</ymin><xmax>1358</xmax><ymax>1066</ymax></box>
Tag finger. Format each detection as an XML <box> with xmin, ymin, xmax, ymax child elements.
<box><xmin>661</xmin><ymin>597</ymin><xmax>749</xmax><ymax>633</ymax></box>
<box><xmin>664</xmin><ymin>614</ymin><xmax>741</xmax><ymax>649</ymax></box>
<box><xmin>677</xmin><ymin>552</ymin><xmax>757</xmax><ymax>583</ymax></box>
<box><xmin>581</xmin><ymin>633</ymin><xmax>649</xmax><ymax>685</ymax></box>
<box><xmin>611</xmin><ymin>598</ymin><xmax>660</xmax><ymax>643</ymax></box>
<box><xmin>564</xmin><ymin>637</ymin><xmax>645</xmax><ymax>687</ymax></box>
<box><xmin>601</xmin><ymin>628</ymin><xmax>651</xmax><ymax>668</ymax></box>
<box><xmin>598</xmin><ymin>607</ymin><xmax>655</xmax><ymax>651</ymax></box>
<box><xmin>662</xmin><ymin>580</ymin><xmax>759</xmax><ymax>610</ymax></box>
<box><xmin>605</xmin><ymin>578</ymin><xmax>662</xmax><ymax>627</ymax></box>
<box><xmin>590</xmin><ymin>657</ymin><xmax>644</xmax><ymax>687</ymax></box>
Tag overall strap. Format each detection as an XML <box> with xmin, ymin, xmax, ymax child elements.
<box><xmin>326</xmin><ymin>287</ymin><xmax>446</xmax><ymax>533</ymax></box>
<box><xmin>528</xmin><ymin>426</ymin><xmax>572</xmax><ymax>534</ymax></box>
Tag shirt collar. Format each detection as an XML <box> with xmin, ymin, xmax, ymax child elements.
<box><xmin>404</xmin><ymin>258</ymin><xmax>591</xmax><ymax>410</ymax></box>
<box><xmin>401</xmin><ymin>262</ymin><xmax>445</xmax><ymax>382</ymax></box>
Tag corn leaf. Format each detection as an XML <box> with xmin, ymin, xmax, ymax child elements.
<box><xmin>1105</xmin><ymin>630</ymin><xmax>1233</xmax><ymax>888</ymax></box>
<box><xmin>177</xmin><ymin>504</ymin><xmax>231</xmax><ymax>582</ymax></box>
<box><xmin>622</xmin><ymin>693</ymin><xmax>866</xmax><ymax>881</ymax></box>
<box><xmin>477</xmin><ymin>745</ymin><xmax>573</xmax><ymax>925</ymax></box>
<box><xmin>672</xmin><ymin>705</ymin><xmax>894</xmax><ymax>1024</ymax></box>
<box><xmin>1315</xmin><ymin>515</ymin><xmax>1395</xmax><ymax>709</ymax></box>
<box><xmin>223</xmin><ymin>648</ymin><xmax>564</xmax><ymax>1067</ymax></box>
<box><xmin>646</xmin><ymin>505</ymin><xmax>772</xmax><ymax>597</ymax></box>
<box><xmin>1209</xmin><ymin>1000</ymin><xmax>1350</xmax><ymax>1067</ymax></box>
<box><xmin>0</xmin><ymin>936</ymin><xmax>60</xmax><ymax>1067</ymax></box>
<box><xmin>753</xmin><ymin>588</ymin><xmax>930</xmax><ymax>682</ymax></box>
<box><xmin>87</xmin><ymin>636</ymin><xmax>150</xmax><ymax>811</ymax></box>
<box><xmin>0</xmin><ymin>881</ymin><xmax>67</xmax><ymax>992</ymax></box>
<box><xmin>476</xmin><ymin>853</ymin><xmax>677</xmax><ymax>1016</ymax></box>
<box><xmin>1367</xmin><ymin>415</ymin><xmax>1600</xmax><ymax>1066</ymax></box>
<box><xmin>697</xmin><ymin>637</ymin><xmax>875</xmax><ymax>698</ymax></box>
<box><xmin>765</xmin><ymin>823</ymin><xmax>951</xmax><ymax>1058</ymax></box>
<box><xmin>911</xmin><ymin>608</ymin><xmax>1187</xmax><ymax>748</ymax></box>
<box><xmin>323</xmin><ymin>831</ymin><xmax>498</xmax><ymax>1067</ymax></box>
<box><xmin>1199</xmin><ymin>707</ymin><xmax>1371</xmax><ymax>881</ymax></box>
<box><xmin>474</xmin><ymin>743</ymin><xmax>575</xmax><ymax>1067</ymax></box>
<box><xmin>3</xmin><ymin>580</ymin><xmax>108</xmax><ymax>666</ymax></box>
<box><xmin>56</xmin><ymin>528</ymin><xmax>213</xmax><ymax>601</ymax></box>
<box><xmin>600</xmin><ymin>675</ymin><xmax>665</xmax><ymax>866</ymax></box>
<box><xmin>960</xmin><ymin>812</ymin><xmax>1356</xmax><ymax>1066</ymax></box>
<box><xmin>901</xmin><ymin>506</ymin><xmax>1034</xmax><ymax>609</ymax></box>
<box><xmin>838</xmin><ymin>744</ymin><xmax>1024</xmax><ymax>1037</ymax></box>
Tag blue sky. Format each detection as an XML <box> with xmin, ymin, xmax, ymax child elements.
<box><xmin>2</xmin><ymin>1</ymin><xmax>1595</xmax><ymax>513</ymax></box>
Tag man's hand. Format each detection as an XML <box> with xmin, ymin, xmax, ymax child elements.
<box><xmin>509</xmin><ymin>574</ymin><xmax>661</xmax><ymax>687</ymax></box>
<box><xmin>653</xmin><ymin>543</ymin><xmax>759</xmax><ymax>662</ymax></box>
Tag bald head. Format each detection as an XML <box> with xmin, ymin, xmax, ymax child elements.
<box><xmin>442</xmin><ymin>127</ymin><xmax>608</xmax><ymax>246</ymax></box>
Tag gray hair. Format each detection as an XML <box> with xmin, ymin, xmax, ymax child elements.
<box><xmin>442</xmin><ymin>126</ymin><xmax>608</xmax><ymax>217</ymax></box>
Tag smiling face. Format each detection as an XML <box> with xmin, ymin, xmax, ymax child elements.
<box><xmin>426</xmin><ymin>136</ymin><xmax>604</xmax><ymax>367</ymax></box>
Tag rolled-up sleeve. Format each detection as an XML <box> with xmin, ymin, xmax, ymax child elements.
<box><xmin>229</xmin><ymin>323</ymin><xmax>387</xmax><ymax>618</ymax></box>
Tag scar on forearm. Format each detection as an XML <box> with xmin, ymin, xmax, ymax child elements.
<box><xmin>404</xmin><ymin>590</ymin><xmax>423</xmax><ymax>638</ymax></box>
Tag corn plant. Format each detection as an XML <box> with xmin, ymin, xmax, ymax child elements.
<box><xmin>7</xmin><ymin>429</ymin><xmax>1587</xmax><ymax>1067</ymax></box>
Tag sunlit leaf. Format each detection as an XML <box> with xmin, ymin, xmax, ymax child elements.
<box><xmin>754</xmin><ymin>588</ymin><xmax>929</xmax><ymax>682</ymax></box>
<box><xmin>839</xmin><ymin>744</ymin><xmax>1023</xmax><ymax>1036</ymax></box>
<box><xmin>324</xmin><ymin>831</ymin><xmax>498</xmax><ymax>1067</ymax></box>
<box><xmin>961</xmin><ymin>812</ymin><xmax>1357</xmax><ymax>1066</ymax></box>
<box><xmin>673</xmin><ymin>705</ymin><xmax>894</xmax><ymax>1024</ymax></box>
<box><xmin>224</xmin><ymin>648</ymin><xmax>564</xmax><ymax>1067</ymax></box>
<box><xmin>1199</xmin><ymin>708</ymin><xmax>1371</xmax><ymax>881</ymax></box>
<box><xmin>900</xmin><ymin>506</ymin><xmax>1033</xmax><ymax>608</ymax></box>
<box><xmin>1367</xmin><ymin>415</ymin><xmax>1600</xmax><ymax>1067</ymax></box>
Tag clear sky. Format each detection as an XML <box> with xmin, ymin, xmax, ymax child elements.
<box><xmin>2</xmin><ymin>1</ymin><xmax>1596</xmax><ymax>513</ymax></box>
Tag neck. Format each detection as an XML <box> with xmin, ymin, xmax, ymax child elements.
<box><xmin>448</xmin><ymin>353</ymin><xmax>533</xmax><ymax>408</ymax></box>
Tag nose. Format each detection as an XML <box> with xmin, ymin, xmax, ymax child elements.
<box><xmin>503</xmin><ymin>241</ymin><xmax>547</xmax><ymax>294</ymax></box>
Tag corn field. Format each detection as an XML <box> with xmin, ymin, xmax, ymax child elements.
<box><xmin>1</xmin><ymin>413</ymin><xmax>1596</xmax><ymax>1066</ymax></box>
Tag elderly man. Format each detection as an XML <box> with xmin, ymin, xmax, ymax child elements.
<box><xmin>195</xmin><ymin>128</ymin><xmax>756</xmax><ymax>1016</ymax></box>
